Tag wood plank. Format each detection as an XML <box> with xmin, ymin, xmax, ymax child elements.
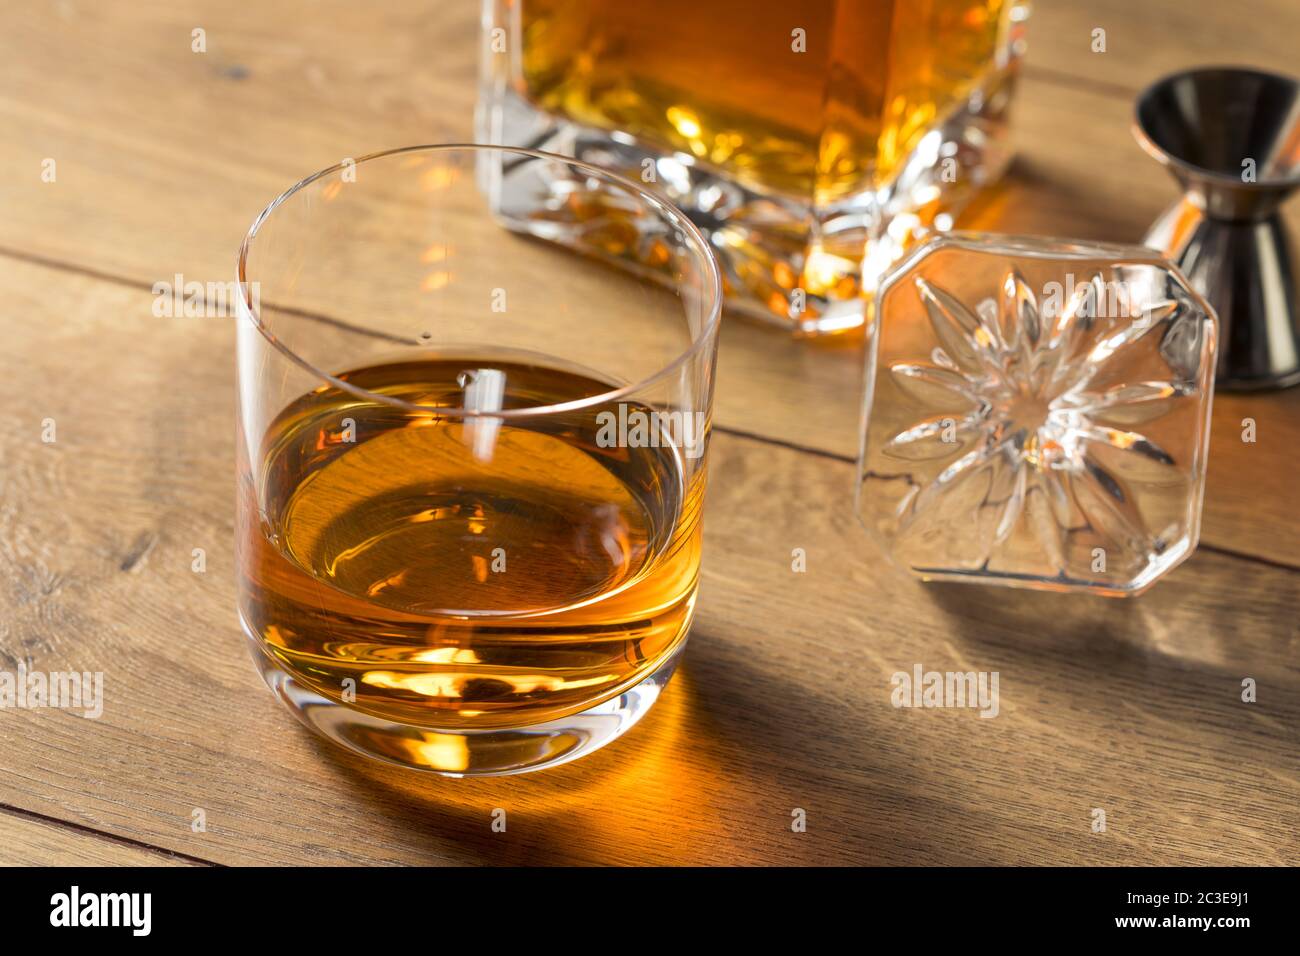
<box><xmin>1026</xmin><ymin>0</ymin><xmax>1300</xmax><ymax>97</ymax></box>
<box><xmin>1</xmin><ymin>256</ymin><xmax>1295</xmax><ymax>865</ymax></box>
<box><xmin>0</xmin><ymin>809</ymin><xmax>200</xmax><ymax>866</ymax></box>
<box><xmin>2</xmin><ymin>0</ymin><xmax>1294</xmax><ymax>283</ymax></box>
<box><xmin>2</xmin><ymin>1</ymin><xmax>1297</xmax><ymax>567</ymax></box>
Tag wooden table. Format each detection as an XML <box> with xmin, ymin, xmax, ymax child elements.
<box><xmin>1</xmin><ymin>1</ymin><xmax>1296</xmax><ymax>866</ymax></box>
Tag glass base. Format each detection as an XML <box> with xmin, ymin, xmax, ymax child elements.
<box><xmin>477</xmin><ymin>66</ymin><xmax>1019</xmax><ymax>335</ymax></box>
<box><xmin>245</xmin><ymin>626</ymin><xmax>685</xmax><ymax>777</ymax></box>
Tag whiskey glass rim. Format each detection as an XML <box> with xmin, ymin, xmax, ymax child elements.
<box><xmin>236</xmin><ymin>143</ymin><xmax>723</xmax><ymax>419</ymax></box>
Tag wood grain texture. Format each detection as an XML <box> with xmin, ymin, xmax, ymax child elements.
<box><xmin>1026</xmin><ymin>0</ymin><xmax>1300</xmax><ymax>97</ymax></box>
<box><xmin>1</xmin><ymin>1</ymin><xmax>1297</xmax><ymax>565</ymax></box>
<box><xmin>1</xmin><ymin>256</ymin><xmax>1296</xmax><ymax>866</ymax></box>
<box><xmin>0</xmin><ymin>809</ymin><xmax>200</xmax><ymax>866</ymax></box>
<box><xmin>0</xmin><ymin>1</ymin><xmax>1297</xmax><ymax>866</ymax></box>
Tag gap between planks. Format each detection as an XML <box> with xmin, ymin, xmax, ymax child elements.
<box><xmin>1020</xmin><ymin>64</ymin><xmax>1142</xmax><ymax>102</ymax></box>
<box><xmin>0</xmin><ymin>802</ymin><xmax>220</xmax><ymax>866</ymax></box>
<box><xmin>3</xmin><ymin>244</ymin><xmax>1296</xmax><ymax>580</ymax></box>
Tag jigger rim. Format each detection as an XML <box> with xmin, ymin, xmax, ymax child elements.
<box><xmin>1132</xmin><ymin>64</ymin><xmax>1300</xmax><ymax>190</ymax></box>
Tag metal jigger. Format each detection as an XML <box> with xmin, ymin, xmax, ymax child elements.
<box><xmin>1134</xmin><ymin>66</ymin><xmax>1300</xmax><ymax>390</ymax></box>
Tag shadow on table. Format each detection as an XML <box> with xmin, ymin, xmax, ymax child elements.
<box><xmin>302</xmin><ymin>611</ymin><xmax>1082</xmax><ymax>865</ymax></box>
<box><xmin>301</xmin><ymin>625</ymin><xmax>927</xmax><ymax>865</ymax></box>
<box><xmin>921</xmin><ymin>556</ymin><xmax>1300</xmax><ymax>734</ymax></box>
<box><xmin>302</xmin><ymin>655</ymin><xmax>808</xmax><ymax>865</ymax></box>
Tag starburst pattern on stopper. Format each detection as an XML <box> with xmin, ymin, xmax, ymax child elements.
<box><xmin>857</xmin><ymin>237</ymin><xmax>1217</xmax><ymax>595</ymax></box>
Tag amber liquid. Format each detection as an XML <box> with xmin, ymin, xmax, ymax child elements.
<box><xmin>238</xmin><ymin>357</ymin><xmax>704</xmax><ymax>730</ymax></box>
<box><xmin>518</xmin><ymin>0</ymin><xmax>1010</xmax><ymax>202</ymax></box>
